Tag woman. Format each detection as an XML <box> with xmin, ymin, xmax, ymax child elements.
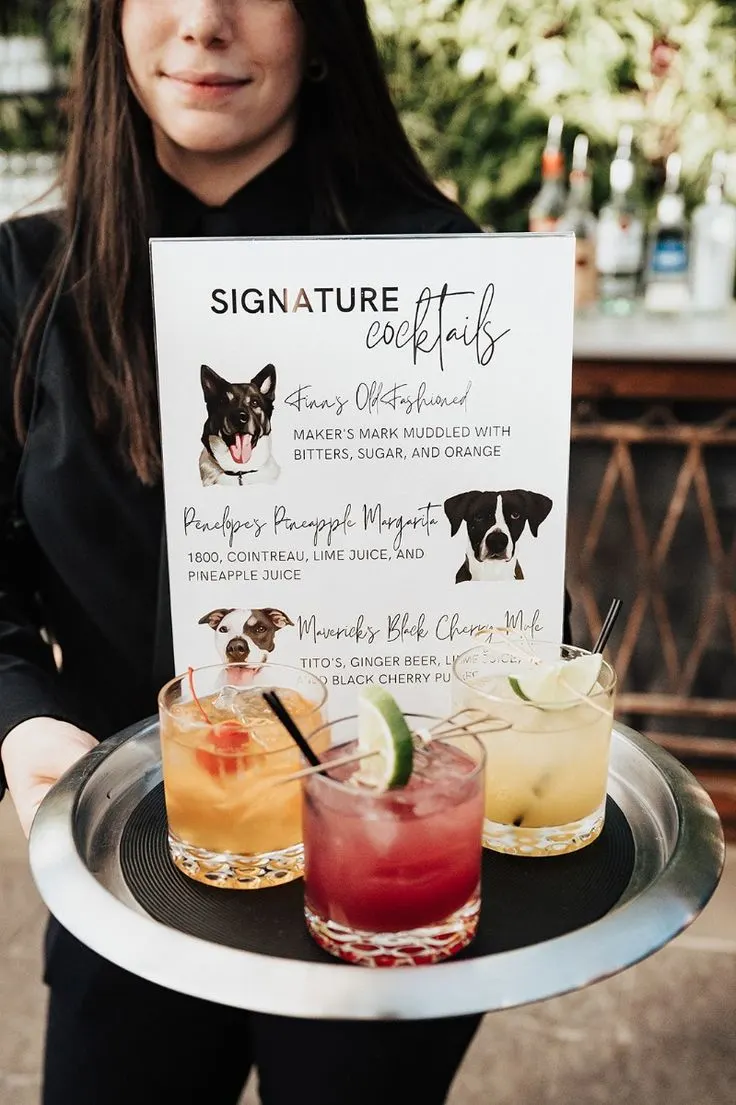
<box><xmin>0</xmin><ymin>2</ymin><xmax>485</xmax><ymax>1103</ymax></box>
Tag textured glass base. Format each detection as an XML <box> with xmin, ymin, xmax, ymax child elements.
<box><xmin>168</xmin><ymin>832</ymin><xmax>304</xmax><ymax>889</ymax></box>
<box><xmin>482</xmin><ymin>801</ymin><xmax>605</xmax><ymax>857</ymax></box>
<box><xmin>304</xmin><ymin>894</ymin><xmax>480</xmax><ymax>967</ymax></box>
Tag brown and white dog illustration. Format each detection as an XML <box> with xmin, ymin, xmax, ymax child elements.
<box><xmin>198</xmin><ymin>607</ymin><xmax>294</xmax><ymax>664</ymax></box>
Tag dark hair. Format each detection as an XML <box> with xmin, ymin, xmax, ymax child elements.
<box><xmin>13</xmin><ymin>0</ymin><xmax>459</xmax><ymax>485</ymax></box>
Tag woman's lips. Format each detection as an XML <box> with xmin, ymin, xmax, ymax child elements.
<box><xmin>165</xmin><ymin>72</ymin><xmax>252</xmax><ymax>100</ymax></box>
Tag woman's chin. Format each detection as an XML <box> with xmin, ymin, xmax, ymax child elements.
<box><xmin>157</xmin><ymin>125</ymin><xmax>257</xmax><ymax>158</ymax></box>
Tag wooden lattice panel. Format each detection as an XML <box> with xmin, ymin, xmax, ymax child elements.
<box><xmin>568</xmin><ymin>403</ymin><xmax>736</xmax><ymax>752</ymax></box>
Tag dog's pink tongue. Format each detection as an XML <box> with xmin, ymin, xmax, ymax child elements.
<box><xmin>229</xmin><ymin>434</ymin><xmax>253</xmax><ymax>465</ymax></box>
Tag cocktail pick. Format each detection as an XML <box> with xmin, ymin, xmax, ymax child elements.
<box><xmin>262</xmin><ymin>690</ymin><xmax>321</xmax><ymax>768</ymax></box>
<box><xmin>275</xmin><ymin>748</ymin><xmax>380</xmax><ymax>785</ymax></box>
<box><xmin>274</xmin><ymin>710</ymin><xmax>510</xmax><ymax>786</ymax></box>
<box><xmin>593</xmin><ymin>599</ymin><xmax>622</xmax><ymax>654</ymax></box>
<box><xmin>424</xmin><ymin>710</ymin><xmax>511</xmax><ymax>741</ymax></box>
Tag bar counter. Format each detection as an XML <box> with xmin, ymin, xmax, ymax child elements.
<box><xmin>574</xmin><ymin>306</ymin><xmax>736</xmax><ymax>398</ymax></box>
<box><xmin>569</xmin><ymin>305</ymin><xmax>736</xmax><ymax>833</ymax></box>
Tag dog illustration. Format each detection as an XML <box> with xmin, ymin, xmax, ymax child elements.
<box><xmin>444</xmin><ymin>489</ymin><xmax>553</xmax><ymax>582</ymax></box>
<box><xmin>198</xmin><ymin>607</ymin><xmax>294</xmax><ymax>664</ymax></box>
<box><xmin>198</xmin><ymin>364</ymin><xmax>280</xmax><ymax>487</ymax></box>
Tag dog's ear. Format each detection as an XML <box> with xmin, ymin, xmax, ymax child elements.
<box><xmin>259</xmin><ymin>608</ymin><xmax>294</xmax><ymax>630</ymax></box>
<box><xmin>443</xmin><ymin>492</ymin><xmax>480</xmax><ymax>537</ymax></box>
<box><xmin>517</xmin><ymin>491</ymin><xmax>553</xmax><ymax>537</ymax></box>
<box><xmin>198</xmin><ymin>608</ymin><xmax>234</xmax><ymax>630</ymax></box>
<box><xmin>252</xmin><ymin>364</ymin><xmax>276</xmax><ymax>398</ymax></box>
<box><xmin>201</xmin><ymin>365</ymin><xmax>227</xmax><ymax>400</ymax></box>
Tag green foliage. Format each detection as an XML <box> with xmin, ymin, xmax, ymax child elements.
<box><xmin>0</xmin><ymin>0</ymin><xmax>77</xmax><ymax>154</ymax></box>
<box><xmin>370</xmin><ymin>0</ymin><xmax>736</xmax><ymax>229</ymax></box>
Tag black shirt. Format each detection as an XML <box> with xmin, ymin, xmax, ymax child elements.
<box><xmin>0</xmin><ymin>147</ymin><xmax>478</xmax><ymax>795</ymax></box>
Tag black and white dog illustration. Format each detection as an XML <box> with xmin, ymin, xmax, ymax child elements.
<box><xmin>198</xmin><ymin>607</ymin><xmax>294</xmax><ymax>664</ymax></box>
<box><xmin>199</xmin><ymin>364</ymin><xmax>280</xmax><ymax>487</ymax></box>
<box><xmin>444</xmin><ymin>489</ymin><xmax>553</xmax><ymax>583</ymax></box>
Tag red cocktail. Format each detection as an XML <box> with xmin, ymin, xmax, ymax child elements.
<box><xmin>302</xmin><ymin>713</ymin><xmax>485</xmax><ymax>967</ymax></box>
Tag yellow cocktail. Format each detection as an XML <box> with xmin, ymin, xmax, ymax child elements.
<box><xmin>452</xmin><ymin>642</ymin><xmax>616</xmax><ymax>856</ymax></box>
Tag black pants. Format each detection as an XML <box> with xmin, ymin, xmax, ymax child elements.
<box><xmin>42</xmin><ymin>921</ymin><xmax>482</xmax><ymax>1105</ymax></box>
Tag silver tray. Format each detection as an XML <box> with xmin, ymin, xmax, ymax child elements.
<box><xmin>29</xmin><ymin>718</ymin><xmax>725</xmax><ymax>1020</ymax></box>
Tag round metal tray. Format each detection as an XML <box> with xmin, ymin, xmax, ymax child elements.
<box><xmin>29</xmin><ymin>718</ymin><xmax>725</xmax><ymax>1020</ymax></box>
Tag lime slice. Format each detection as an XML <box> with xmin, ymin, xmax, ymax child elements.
<box><xmin>509</xmin><ymin>654</ymin><xmax>603</xmax><ymax>708</ymax></box>
<box><xmin>354</xmin><ymin>686</ymin><xmax>414</xmax><ymax>789</ymax></box>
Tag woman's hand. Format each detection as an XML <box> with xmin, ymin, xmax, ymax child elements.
<box><xmin>1</xmin><ymin>718</ymin><xmax>98</xmax><ymax>838</ymax></box>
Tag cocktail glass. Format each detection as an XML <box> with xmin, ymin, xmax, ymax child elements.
<box><xmin>452</xmin><ymin>641</ymin><xmax>616</xmax><ymax>857</ymax></box>
<box><xmin>302</xmin><ymin>714</ymin><xmax>485</xmax><ymax>967</ymax></box>
<box><xmin>158</xmin><ymin>662</ymin><xmax>327</xmax><ymax>888</ymax></box>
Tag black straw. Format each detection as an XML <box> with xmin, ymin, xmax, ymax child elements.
<box><xmin>593</xmin><ymin>599</ymin><xmax>622</xmax><ymax>654</ymax></box>
<box><xmin>262</xmin><ymin>690</ymin><xmax>321</xmax><ymax>767</ymax></box>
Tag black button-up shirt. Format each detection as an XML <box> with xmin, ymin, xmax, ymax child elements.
<box><xmin>0</xmin><ymin>147</ymin><xmax>479</xmax><ymax>794</ymax></box>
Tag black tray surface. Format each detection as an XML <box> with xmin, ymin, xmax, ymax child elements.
<box><xmin>120</xmin><ymin>784</ymin><xmax>635</xmax><ymax>963</ymax></box>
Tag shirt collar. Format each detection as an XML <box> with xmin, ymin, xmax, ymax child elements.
<box><xmin>154</xmin><ymin>141</ymin><xmax>311</xmax><ymax>239</ymax></box>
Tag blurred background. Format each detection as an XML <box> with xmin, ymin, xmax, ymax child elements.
<box><xmin>0</xmin><ymin>3</ymin><xmax>734</xmax><ymax>1103</ymax></box>
<box><xmin>4</xmin><ymin>0</ymin><xmax>736</xmax><ymax>222</ymax></box>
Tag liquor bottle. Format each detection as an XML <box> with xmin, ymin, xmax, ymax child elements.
<box><xmin>595</xmin><ymin>126</ymin><xmax>645</xmax><ymax>315</ymax></box>
<box><xmin>690</xmin><ymin>151</ymin><xmax>736</xmax><ymax>313</ymax></box>
<box><xmin>529</xmin><ymin>115</ymin><xmax>566</xmax><ymax>232</ymax></box>
<box><xmin>644</xmin><ymin>153</ymin><xmax>690</xmax><ymax>314</ymax></box>
<box><xmin>558</xmin><ymin>134</ymin><xmax>598</xmax><ymax>310</ymax></box>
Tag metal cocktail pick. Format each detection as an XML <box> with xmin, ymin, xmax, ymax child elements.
<box><xmin>271</xmin><ymin>709</ymin><xmax>511</xmax><ymax>785</ymax></box>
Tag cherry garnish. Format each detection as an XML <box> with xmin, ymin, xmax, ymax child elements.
<box><xmin>186</xmin><ymin>671</ymin><xmax>253</xmax><ymax>775</ymax></box>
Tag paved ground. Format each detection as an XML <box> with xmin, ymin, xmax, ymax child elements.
<box><xmin>1</xmin><ymin>798</ymin><xmax>734</xmax><ymax>1105</ymax></box>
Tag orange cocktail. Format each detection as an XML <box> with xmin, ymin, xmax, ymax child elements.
<box><xmin>159</xmin><ymin>663</ymin><xmax>327</xmax><ymax>888</ymax></box>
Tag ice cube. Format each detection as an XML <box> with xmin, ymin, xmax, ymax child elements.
<box><xmin>212</xmin><ymin>685</ymin><xmax>240</xmax><ymax>713</ymax></box>
<box><xmin>229</xmin><ymin>688</ymin><xmax>265</xmax><ymax>724</ymax></box>
<box><xmin>411</xmin><ymin>745</ymin><xmax>432</xmax><ymax>776</ymax></box>
<box><xmin>362</xmin><ymin>813</ymin><xmax>402</xmax><ymax>855</ymax></box>
<box><xmin>409</xmin><ymin>793</ymin><xmax>450</xmax><ymax>819</ymax></box>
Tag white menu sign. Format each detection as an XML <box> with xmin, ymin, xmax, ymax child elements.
<box><xmin>150</xmin><ymin>234</ymin><xmax>574</xmax><ymax>716</ymax></box>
